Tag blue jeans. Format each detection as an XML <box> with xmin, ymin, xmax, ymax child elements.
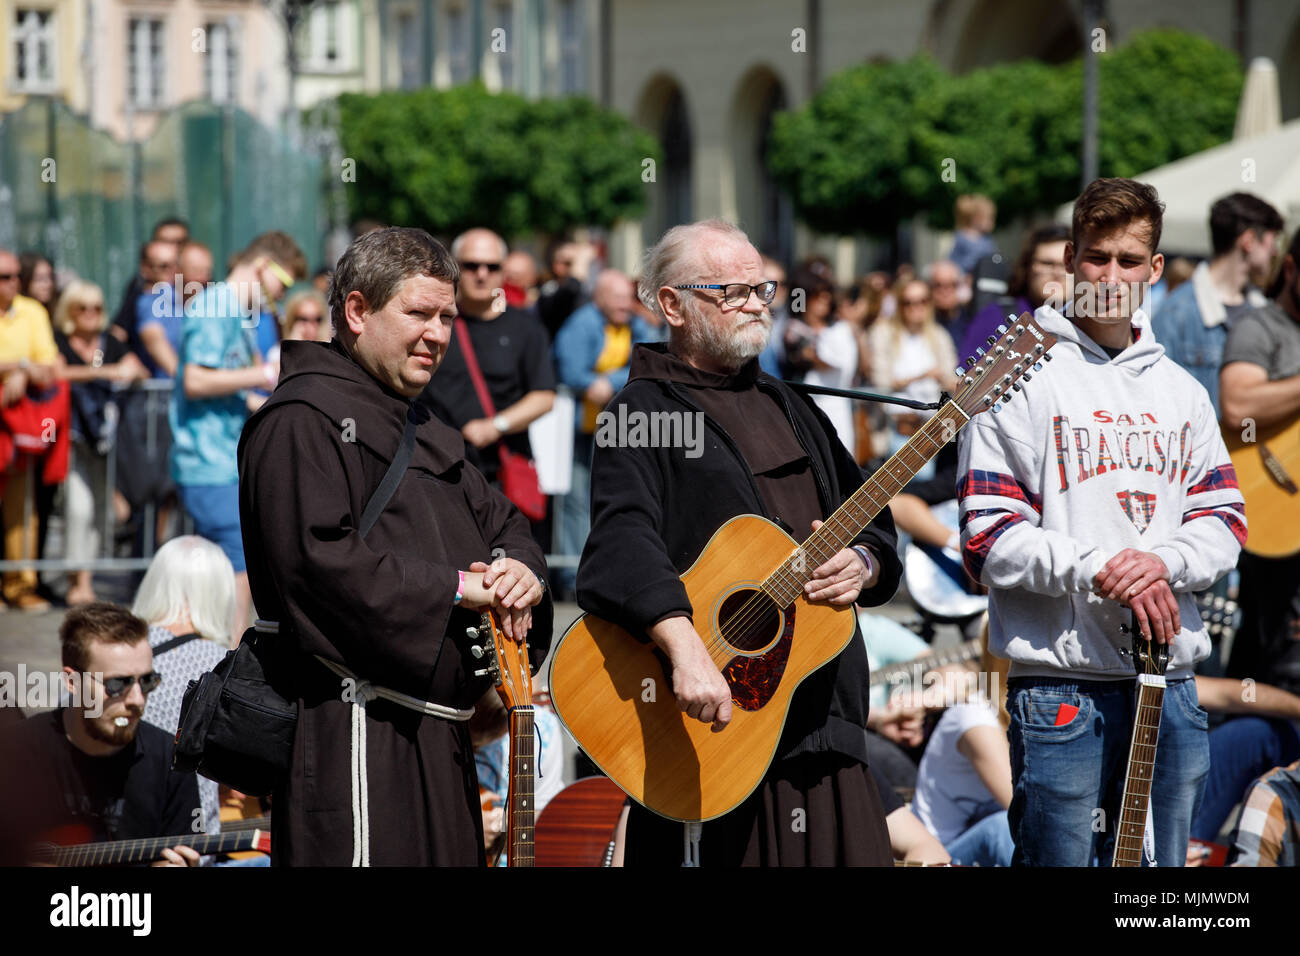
<box><xmin>945</xmin><ymin>809</ymin><xmax>1014</xmax><ymax>867</ymax></box>
<box><xmin>1007</xmin><ymin>676</ymin><xmax>1210</xmax><ymax>867</ymax></box>
<box><xmin>1192</xmin><ymin>716</ymin><xmax>1300</xmax><ymax>841</ymax></box>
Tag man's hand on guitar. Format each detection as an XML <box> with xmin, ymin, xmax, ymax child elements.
<box><xmin>151</xmin><ymin>845</ymin><xmax>201</xmax><ymax>867</ymax></box>
<box><xmin>462</xmin><ymin>558</ymin><xmax>544</xmax><ymax>641</ymax></box>
<box><xmin>1093</xmin><ymin>549</ymin><xmax>1181</xmax><ymax>644</ymax></box>
<box><xmin>803</xmin><ymin>520</ymin><xmax>877</xmax><ymax>604</ymax></box>
<box><xmin>650</xmin><ymin>616</ymin><xmax>733</xmax><ymax>732</ymax></box>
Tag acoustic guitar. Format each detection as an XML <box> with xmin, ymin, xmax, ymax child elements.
<box><xmin>550</xmin><ymin>317</ymin><xmax>1058</xmax><ymax>822</ymax></box>
<box><xmin>1223</xmin><ymin>415</ymin><xmax>1300</xmax><ymax>557</ymax></box>
<box><xmin>1112</xmin><ymin>614</ymin><xmax>1169</xmax><ymax>867</ymax></box>
<box><xmin>534</xmin><ymin>776</ymin><xmax>629</xmax><ymax>867</ymax></box>
<box><xmin>468</xmin><ymin>611</ymin><xmax>535</xmax><ymax>867</ymax></box>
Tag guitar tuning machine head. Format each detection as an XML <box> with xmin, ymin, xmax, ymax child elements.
<box><xmin>470</xmin><ymin>643</ymin><xmax>485</xmax><ymax>659</ymax></box>
<box><xmin>466</xmin><ymin>627</ymin><xmax>481</xmax><ymax>641</ymax></box>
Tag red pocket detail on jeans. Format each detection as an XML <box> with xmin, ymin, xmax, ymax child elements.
<box><xmin>1054</xmin><ymin>703</ymin><xmax>1079</xmax><ymax>726</ymax></box>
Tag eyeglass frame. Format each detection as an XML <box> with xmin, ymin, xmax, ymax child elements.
<box><xmin>672</xmin><ymin>281</ymin><xmax>778</xmax><ymax>308</ymax></box>
<box><xmin>88</xmin><ymin>671</ymin><xmax>163</xmax><ymax>698</ymax></box>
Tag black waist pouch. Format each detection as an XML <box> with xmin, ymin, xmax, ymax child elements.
<box><xmin>174</xmin><ymin>624</ymin><xmax>297</xmax><ymax>797</ymax></box>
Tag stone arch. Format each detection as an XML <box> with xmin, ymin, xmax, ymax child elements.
<box><xmin>635</xmin><ymin>73</ymin><xmax>693</xmax><ymax>243</ymax></box>
<box><xmin>932</xmin><ymin>0</ymin><xmax>1081</xmax><ymax>74</ymax></box>
<box><xmin>728</xmin><ymin>64</ymin><xmax>793</xmax><ymax>266</ymax></box>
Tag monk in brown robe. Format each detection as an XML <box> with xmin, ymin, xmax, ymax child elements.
<box><xmin>577</xmin><ymin>220</ymin><xmax>902</xmax><ymax>866</ymax></box>
<box><xmin>239</xmin><ymin>227</ymin><xmax>550</xmax><ymax>866</ymax></box>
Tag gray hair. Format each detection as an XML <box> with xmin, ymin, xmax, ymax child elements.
<box><xmin>131</xmin><ymin>536</ymin><xmax>237</xmax><ymax>647</ymax></box>
<box><xmin>330</xmin><ymin>227</ymin><xmax>459</xmax><ymax>342</ymax></box>
<box><xmin>450</xmin><ymin>228</ymin><xmax>508</xmax><ymax>262</ymax></box>
<box><xmin>638</xmin><ymin>219</ymin><xmax>752</xmax><ymax>323</ymax></box>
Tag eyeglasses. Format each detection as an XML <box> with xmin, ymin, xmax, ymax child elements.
<box><xmin>673</xmin><ymin>281</ymin><xmax>778</xmax><ymax>308</ymax></box>
<box><xmin>92</xmin><ymin>671</ymin><xmax>162</xmax><ymax>698</ymax></box>
<box><xmin>294</xmin><ymin>313</ymin><xmax>323</xmax><ymax>323</ymax></box>
<box><xmin>460</xmin><ymin>261</ymin><xmax>502</xmax><ymax>274</ymax></box>
<box><xmin>0</xmin><ymin>273</ymin><xmax>19</xmax><ymax>281</ymax></box>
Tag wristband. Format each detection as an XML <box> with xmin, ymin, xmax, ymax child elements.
<box><xmin>852</xmin><ymin>545</ymin><xmax>874</xmax><ymax>582</ymax></box>
<box><xmin>454</xmin><ymin>569</ymin><xmax>465</xmax><ymax>605</ymax></box>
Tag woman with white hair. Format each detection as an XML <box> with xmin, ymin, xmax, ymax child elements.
<box><xmin>135</xmin><ymin>535</ymin><xmax>236</xmax><ymax>841</ymax></box>
<box><xmin>52</xmin><ymin>280</ymin><xmax>148</xmax><ymax>604</ymax></box>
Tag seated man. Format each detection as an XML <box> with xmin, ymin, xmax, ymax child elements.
<box><xmin>1227</xmin><ymin>759</ymin><xmax>1300</xmax><ymax>867</ymax></box>
<box><xmin>0</xmin><ymin>603</ymin><xmax>201</xmax><ymax>866</ymax></box>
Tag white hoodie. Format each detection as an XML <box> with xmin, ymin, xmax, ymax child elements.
<box><xmin>957</xmin><ymin>305</ymin><xmax>1245</xmax><ymax>680</ymax></box>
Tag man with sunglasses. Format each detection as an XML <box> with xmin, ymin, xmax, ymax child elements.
<box><xmin>576</xmin><ymin>219</ymin><xmax>903</xmax><ymax>866</ymax></box>
<box><xmin>418</xmin><ymin>228</ymin><xmax>555</xmax><ymax>491</ymax></box>
<box><xmin>0</xmin><ymin>603</ymin><xmax>201</xmax><ymax>866</ymax></box>
<box><xmin>172</xmin><ymin>231</ymin><xmax>307</xmax><ymax>633</ymax></box>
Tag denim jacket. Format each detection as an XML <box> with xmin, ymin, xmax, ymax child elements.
<box><xmin>1150</xmin><ymin>262</ymin><xmax>1266</xmax><ymax>412</ymax></box>
<box><xmin>552</xmin><ymin>302</ymin><xmax>661</xmax><ymax>429</ymax></box>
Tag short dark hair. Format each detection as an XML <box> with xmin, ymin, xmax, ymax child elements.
<box><xmin>329</xmin><ymin>227</ymin><xmax>459</xmax><ymax>340</ymax></box>
<box><xmin>237</xmin><ymin>230</ymin><xmax>308</xmax><ymax>282</ymax></box>
<box><xmin>1208</xmin><ymin>192</ymin><xmax>1284</xmax><ymax>257</ymax></box>
<box><xmin>60</xmin><ymin>603</ymin><xmax>148</xmax><ymax>672</ymax></box>
<box><xmin>151</xmin><ymin>217</ymin><xmax>189</xmax><ymax>239</ymax></box>
<box><xmin>1072</xmin><ymin>178</ymin><xmax>1165</xmax><ymax>255</ymax></box>
<box><xmin>1008</xmin><ymin>223</ymin><xmax>1071</xmax><ymax>299</ymax></box>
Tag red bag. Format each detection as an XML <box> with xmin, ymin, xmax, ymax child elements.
<box><xmin>455</xmin><ymin>319</ymin><xmax>546</xmax><ymax>521</ymax></box>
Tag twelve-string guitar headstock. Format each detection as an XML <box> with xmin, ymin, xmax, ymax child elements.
<box><xmin>950</xmin><ymin>313</ymin><xmax>1059</xmax><ymax>420</ymax></box>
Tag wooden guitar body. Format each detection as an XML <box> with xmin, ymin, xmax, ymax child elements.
<box><xmin>1224</xmin><ymin>415</ymin><xmax>1300</xmax><ymax>557</ymax></box>
<box><xmin>550</xmin><ymin>513</ymin><xmax>855</xmax><ymax>822</ymax></box>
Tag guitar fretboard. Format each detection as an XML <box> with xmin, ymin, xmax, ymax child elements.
<box><xmin>39</xmin><ymin>829</ymin><xmax>263</xmax><ymax>867</ymax></box>
<box><xmin>762</xmin><ymin>403</ymin><xmax>970</xmax><ymax>606</ymax></box>
<box><xmin>1112</xmin><ymin>676</ymin><xmax>1165</xmax><ymax>867</ymax></box>
<box><xmin>870</xmin><ymin>638</ymin><xmax>983</xmax><ymax>689</ymax></box>
<box><xmin>508</xmin><ymin>706</ymin><xmax>536</xmax><ymax>867</ymax></box>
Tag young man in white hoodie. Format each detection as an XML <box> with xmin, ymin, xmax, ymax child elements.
<box><xmin>958</xmin><ymin>178</ymin><xmax>1245</xmax><ymax>867</ymax></box>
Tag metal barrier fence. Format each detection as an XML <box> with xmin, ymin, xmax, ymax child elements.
<box><xmin>1</xmin><ymin>378</ymin><xmax>581</xmax><ymax>577</ymax></box>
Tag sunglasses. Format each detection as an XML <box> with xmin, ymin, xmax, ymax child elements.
<box><xmin>0</xmin><ymin>273</ymin><xmax>18</xmax><ymax>281</ymax></box>
<box><xmin>294</xmin><ymin>313</ymin><xmax>323</xmax><ymax>323</ymax></box>
<box><xmin>75</xmin><ymin>303</ymin><xmax>105</xmax><ymax>313</ymax></box>
<box><xmin>460</xmin><ymin>261</ymin><xmax>502</xmax><ymax>273</ymax></box>
<box><xmin>93</xmin><ymin>671</ymin><xmax>162</xmax><ymax>698</ymax></box>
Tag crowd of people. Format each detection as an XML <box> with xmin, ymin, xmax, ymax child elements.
<box><xmin>2</xmin><ymin>178</ymin><xmax>1299</xmax><ymax>869</ymax></box>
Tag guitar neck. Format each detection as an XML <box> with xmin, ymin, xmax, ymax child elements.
<box><xmin>42</xmin><ymin>828</ymin><xmax>266</xmax><ymax>867</ymax></box>
<box><xmin>507</xmin><ymin>706</ymin><xmax>536</xmax><ymax>867</ymax></box>
<box><xmin>870</xmin><ymin>637</ymin><xmax>983</xmax><ymax>689</ymax></box>
<box><xmin>1112</xmin><ymin>676</ymin><xmax>1165</xmax><ymax>867</ymax></box>
<box><xmin>764</xmin><ymin>402</ymin><xmax>969</xmax><ymax>604</ymax></box>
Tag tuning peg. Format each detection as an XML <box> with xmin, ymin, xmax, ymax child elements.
<box><xmin>1015</xmin><ymin>324</ymin><xmax>1025</xmax><ymax>334</ymax></box>
<box><xmin>965</xmin><ymin>355</ymin><xmax>976</xmax><ymax>366</ymax></box>
<box><xmin>997</xmin><ymin>323</ymin><xmax>1008</xmax><ymax>334</ymax></box>
<box><xmin>1044</xmin><ymin>353</ymin><xmax>1053</xmax><ymax>362</ymax></box>
<box><xmin>470</xmin><ymin>644</ymin><xmax>485</xmax><ymax>658</ymax></box>
<box><xmin>1022</xmin><ymin>372</ymin><xmax>1032</xmax><ymax>381</ymax></box>
<box><xmin>466</xmin><ymin>627</ymin><xmax>480</xmax><ymax>640</ymax></box>
<box><xmin>954</xmin><ymin>366</ymin><xmax>965</xmax><ymax>378</ymax></box>
<box><xmin>975</xmin><ymin>347</ymin><xmax>985</xmax><ymax>357</ymax></box>
<box><xmin>986</xmin><ymin>335</ymin><xmax>996</xmax><ymax>346</ymax></box>
<box><xmin>1033</xmin><ymin>361</ymin><xmax>1042</xmax><ymax>371</ymax></box>
<box><xmin>991</xmin><ymin>403</ymin><xmax>1002</xmax><ymax>413</ymax></box>
<box><xmin>1011</xmin><ymin>383</ymin><xmax>1022</xmax><ymax>392</ymax></box>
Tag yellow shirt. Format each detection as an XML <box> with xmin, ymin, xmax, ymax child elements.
<box><xmin>581</xmin><ymin>323</ymin><xmax>633</xmax><ymax>433</ymax></box>
<box><xmin>0</xmin><ymin>295</ymin><xmax>58</xmax><ymax>365</ymax></box>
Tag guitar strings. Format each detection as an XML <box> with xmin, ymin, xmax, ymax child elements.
<box><xmin>705</xmin><ymin>418</ymin><xmax>951</xmax><ymax>657</ymax></box>
<box><xmin>703</xmin><ymin>415</ymin><xmax>956</xmax><ymax>659</ymax></box>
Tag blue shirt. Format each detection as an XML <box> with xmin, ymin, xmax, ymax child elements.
<box><xmin>137</xmin><ymin>286</ymin><xmax>184</xmax><ymax>378</ymax></box>
<box><xmin>169</xmin><ymin>282</ymin><xmax>259</xmax><ymax>487</ymax></box>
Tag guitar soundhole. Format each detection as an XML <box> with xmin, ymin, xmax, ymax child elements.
<box><xmin>716</xmin><ymin>589</ymin><xmax>782</xmax><ymax>653</ymax></box>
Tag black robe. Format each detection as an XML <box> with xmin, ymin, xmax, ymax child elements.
<box><xmin>238</xmin><ymin>340</ymin><xmax>552</xmax><ymax>866</ymax></box>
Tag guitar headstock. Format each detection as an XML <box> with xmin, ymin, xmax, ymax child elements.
<box><xmin>467</xmin><ymin>611</ymin><xmax>533</xmax><ymax>710</ymax></box>
<box><xmin>1125</xmin><ymin>612</ymin><xmax>1170</xmax><ymax>676</ymax></box>
<box><xmin>951</xmin><ymin>313</ymin><xmax>1058</xmax><ymax>419</ymax></box>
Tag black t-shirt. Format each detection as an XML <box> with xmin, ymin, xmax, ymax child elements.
<box><xmin>418</xmin><ymin>306</ymin><xmax>556</xmax><ymax>479</ymax></box>
<box><xmin>54</xmin><ymin>330</ymin><xmax>132</xmax><ymax>447</ymax></box>
<box><xmin>1</xmin><ymin>710</ymin><xmax>200</xmax><ymax>849</ymax></box>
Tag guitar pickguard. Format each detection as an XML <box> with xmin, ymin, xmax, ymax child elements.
<box><xmin>721</xmin><ymin>605</ymin><xmax>795</xmax><ymax>711</ymax></box>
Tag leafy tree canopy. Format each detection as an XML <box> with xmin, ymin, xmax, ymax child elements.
<box><xmin>768</xmin><ymin>29</ymin><xmax>1243</xmax><ymax>237</ymax></box>
<box><xmin>331</xmin><ymin>84</ymin><xmax>660</xmax><ymax>239</ymax></box>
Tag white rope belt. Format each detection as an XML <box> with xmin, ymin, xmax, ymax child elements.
<box><xmin>253</xmin><ymin>620</ymin><xmax>474</xmax><ymax>867</ymax></box>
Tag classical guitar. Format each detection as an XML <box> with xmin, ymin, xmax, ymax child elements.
<box><xmin>1112</xmin><ymin>614</ymin><xmax>1169</xmax><ymax>867</ymax></box>
<box><xmin>34</xmin><ymin>824</ymin><xmax>270</xmax><ymax>866</ymax></box>
<box><xmin>469</xmin><ymin>611</ymin><xmax>535</xmax><ymax>867</ymax></box>
<box><xmin>1223</xmin><ymin>414</ymin><xmax>1300</xmax><ymax>557</ymax></box>
<box><xmin>551</xmin><ymin>317</ymin><xmax>1058</xmax><ymax>821</ymax></box>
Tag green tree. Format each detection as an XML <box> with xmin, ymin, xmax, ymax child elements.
<box><xmin>332</xmin><ymin>84</ymin><xmax>659</xmax><ymax>239</ymax></box>
<box><xmin>767</xmin><ymin>29</ymin><xmax>1242</xmax><ymax>237</ymax></box>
